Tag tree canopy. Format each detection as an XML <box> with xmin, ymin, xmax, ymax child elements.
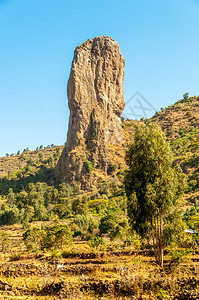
<box><xmin>125</xmin><ymin>123</ymin><xmax>186</xmax><ymax>267</ymax></box>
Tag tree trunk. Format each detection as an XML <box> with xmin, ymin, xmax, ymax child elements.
<box><xmin>159</xmin><ymin>212</ymin><xmax>164</xmax><ymax>268</ymax></box>
<box><xmin>152</xmin><ymin>215</ymin><xmax>164</xmax><ymax>268</ymax></box>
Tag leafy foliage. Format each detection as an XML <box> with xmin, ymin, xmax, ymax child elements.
<box><xmin>23</xmin><ymin>227</ymin><xmax>46</xmax><ymax>251</ymax></box>
<box><xmin>125</xmin><ymin>123</ymin><xmax>186</xmax><ymax>266</ymax></box>
<box><xmin>0</xmin><ymin>231</ymin><xmax>11</xmax><ymax>252</ymax></box>
<box><xmin>43</xmin><ymin>224</ymin><xmax>73</xmax><ymax>250</ymax></box>
<box><xmin>89</xmin><ymin>236</ymin><xmax>105</xmax><ymax>249</ymax></box>
<box><xmin>99</xmin><ymin>213</ymin><xmax>118</xmax><ymax>234</ymax></box>
<box><xmin>23</xmin><ymin>224</ymin><xmax>73</xmax><ymax>251</ymax></box>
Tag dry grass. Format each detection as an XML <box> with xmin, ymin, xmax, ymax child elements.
<box><xmin>0</xmin><ymin>224</ymin><xmax>198</xmax><ymax>299</ymax></box>
<box><xmin>0</xmin><ymin>146</ymin><xmax>63</xmax><ymax>178</ymax></box>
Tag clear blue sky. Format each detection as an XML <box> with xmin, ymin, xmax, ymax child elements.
<box><xmin>0</xmin><ymin>0</ymin><xmax>199</xmax><ymax>156</ymax></box>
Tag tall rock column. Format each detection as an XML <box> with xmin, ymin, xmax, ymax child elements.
<box><xmin>55</xmin><ymin>36</ymin><xmax>125</xmax><ymax>189</ymax></box>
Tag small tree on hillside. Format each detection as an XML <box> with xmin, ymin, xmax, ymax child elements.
<box><xmin>99</xmin><ymin>213</ymin><xmax>118</xmax><ymax>235</ymax></box>
<box><xmin>43</xmin><ymin>224</ymin><xmax>73</xmax><ymax>250</ymax></box>
<box><xmin>23</xmin><ymin>227</ymin><xmax>46</xmax><ymax>251</ymax></box>
<box><xmin>183</xmin><ymin>92</ymin><xmax>189</xmax><ymax>100</ymax></box>
<box><xmin>0</xmin><ymin>231</ymin><xmax>11</xmax><ymax>252</ymax></box>
<box><xmin>125</xmin><ymin>123</ymin><xmax>186</xmax><ymax>268</ymax></box>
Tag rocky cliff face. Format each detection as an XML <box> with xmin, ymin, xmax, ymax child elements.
<box><xmin>55</xmin><ymin>36</ymin><xmax>125</xmax><ymax>189</ymax></box>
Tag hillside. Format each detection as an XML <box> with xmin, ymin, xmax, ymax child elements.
<box><xmin>0</xmin><ymin>96</ymin><xmax>198</xmax><ymax>204</ymax></box>
<box><xmin>152</xmin><ymin>95</ymin><xmax>199</xmax><ymax>203</ymax></box>
<box><xmin>122</xmin><ymin>95</ymin><xmax>199</xmax><ymax>204</ymax></box>
<box><xmin>0</xmin><ymin>96</ymin><xmax>198</xmax><ymax>300</ymax></box>
<box><xmin>0</xmin><ymin>146</ymin><xmax>63</xmax><ymax>194</ymax></box>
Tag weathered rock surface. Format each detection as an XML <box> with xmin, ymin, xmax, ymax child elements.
<box><xmin>55</xmin><ymin>36</ymin><xmax>125</xmax><ymax>189</ymax></box>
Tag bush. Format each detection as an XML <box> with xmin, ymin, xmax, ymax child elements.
<box><xmin>110</xmin><ymin>225</ymin><xmax>126</xmax><ymax>241</ymax></box>
<box><xmin>123</xmin><ymin>229</ymin><xmax>141</xmax><ymax>249</ymax></box>
<box><xmin>88</xmin><ymin>217</ymin><xmax>98</xmax><ymax>234</ymax></box>
<box><xmin>0</xmin><ymin>231</ymin><xmax>11</xmax><ymax>252</ymax></box>
<box><xmin>72</xmin><ymin>197</ymin><xmax>88</xmax><ymax>215</ymax></box>
<box><xmin>23</xmin><ymin>227</ymin><xmax>46</xmax><ymax>251</ymax></box>
<box><xmin>43</xmin><ymin>224</ymin><xmax>73</xmax><ymax>250</ymax></box>
<box><xmin>62</xmin><ymin>249</ymin><xmax>78</xmax><ymax>258</ymax></box>
<box><xmin>73</xmin><ymin>214</ymin><xmax>89</xmax><ymax>231</ymax></box>
<box><xmin>73</xmin><ymin>230</ymin><xmax>83</xmax><ymax>238</ymax></box>
<box><xmin>50</xmin><ymin>249</ymin><xmax>62</xmax><ymax>261</ymax></box>
<box><xmin>169</xmin><ymin>248</ymin><xmax>192</xmax><ymax>269</ymax></box>
<box><xmin>99</xmin><ymin>213</ymin><xmax>118</xmax><ymax>234</ymax></box>
<box><xmin>89</xmin><ymin>236</ymin><xmax>105</xmax><ymax>250</ymax></box>
<box><xmin>0</xmin><ymin>205</ymin><xmax>20</xmax><ymax>225</ymax></box>
<box><xmin>84</xmin><ymin>160</ymin><xmax>94</xmax><ymax>173</ymax></box>
<box><xmin>9</xmin><ymin>253</ymin><xmax>22</xmax><ymax>261</ymax></box>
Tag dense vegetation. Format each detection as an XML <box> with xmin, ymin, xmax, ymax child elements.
<box><xmin>0</xmin><ymin>96</ymin><xmax>198</xmax><ymax>260</ymax></box>
<box><xmin>0</xmin><ymin>145</ymin><xmax>63</xmax><ymax>194</ymax></box>
<box><xmin>151</xmin><ymin>95</ymin><xmax>199</xmax><ymax>196</ymax></box>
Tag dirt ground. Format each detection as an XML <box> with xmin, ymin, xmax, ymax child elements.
<box><xmin>0</xmin><ymin>246</ymin><xmax>198</xmax><ymax>300</ymax></box>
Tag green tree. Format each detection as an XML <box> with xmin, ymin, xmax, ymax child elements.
<box><xmin>53</xmin><ymin>203</ymin><xmax>71</xmax><ymax>218</ymax></box>
<box><xmin>72</xmin><ymin>183</ymin><xmax>81</xmax><ymax>196</ymax></box>
<box><xmin>54</xmin><ymin>225</ymin><xmax>73</xmax><ymax>249</ymax></box>
<box><xmin>98</xmin><ymin>181</ymin><xmax>109</xmax><ymax>195</ymax></box>
<box><xmin>89</xmin><ymin>236</ymin><xmax>105</xmax><ymax>250</ymax></box>
<box><xmin>73</xmin><ymin>214</ymin><xmax>89</xmax><ymax>231</ymax></box>
<box><xmin>125</xmin><ymin>123</ymin><xmax>186</xmax><ymax>267</ymax></box>
<box><xmin>58</xmin><ymin>183</ymin><xmax>73</xmax><ymax>198</ymax></box>
<box><xmin>24</xmin><ymin>206</ymin><xmax>35</xmax><ymax>222</ymax></box>
<box><xmin>109</xmin><ymin>219</ymin><xmax>128</xmax><ymax>241</ymax></box>
<box><xmin>72</xmin><ymin>196</ymin><xmax>88</xmax><ymax>215</ymax></box>
<box><xmin>7</xmin><ymin>188</ymin><xmax>15</xmax><ymax>205</ymax></box>
<box><xmin>99</xmin><ymin>213</ymin><xmax>118</xmax><ymax>234</ymax></box>
<box><xmin>88</xmin><ymin>217</ymin><xmax>98</xmax><ymax>234</ymax></box>
<box><xmin>38</xmin><ymin>152</ymin><xmax>44</xmax><ymax>161</ymax></box>
<box><xmin>83</xmin><ymin>160</ymin><xmax>94</xmax><ymax>173</ymax></box>
<box><xmin>23</xmin><ymin>227</ymin><xmax>46</xmax><ymax>251</ymax></box>
<box><xmin>0</xmin><ymin>205</ymin><xmax>20</xmax><ymax>225</ymax></box>
<box><xmin>0</xmin><ymin>231</ymin><xmax>11</xmax><ymax>252</ymax></box>
<box><xmin>43</xmin><ymin>224</ymin><xmax>73</xmax><ymax>250</ymax></box>
<box><xmin>183</xmin><ymin>92</ymin><xmax>189</xmax><ymax>100</ymax></box>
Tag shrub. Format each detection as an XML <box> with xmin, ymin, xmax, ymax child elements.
<box><xmin>73</xmin><ymin>230</ymin><xmax>83</xmax><ymax>238</ymax></box>
<box><xmin>9</xmin><ymin>253</ymin><xmax>22</xmax><ymax>261</ymax></box>
<box><xmin>0</xmin><ymin>231</ymin><xmax>11</xmax><ymax>252</ymax></box>
<box><xmin>43</xmin><ymin>224</ymin><xmax>73</xmax><ymax>250</ymax></box>
<box><xmin>88</xmin><ymin>217</ymin><xmax>98</xmax><ymax>234</ymax></box>
<box><xmin>62</xmin><ymin>249</ymin><xmax>78</xmax><ymax>258</ymax></box>
<box><xmin>169</xmin><ymin>248</ymin><xmax>192</xmax><ymax>269</ymax></box>
<box><xmin>73</xmin><ymin>214</ymin><xmax>89</xmax><ymax>231</ymax></box>
<box><xmin>99</xmin><ymin>213</ymin><xmax>118</xmax><ymax>234</ymax></box>
<box><xmin>84</xmin><ymin>160</ymin><xmax>94</xmax><ymax>173</ymax></box>
<box><xmin>72</xmin><ymin>197</ymin><xmax>88</xmax><ymax>215</ymax></box>
<box><xmin>0</xmin><ymin>205</ymin><xmax>20</xmax><ymax>225</ymax></box>
<box><xmin>123</xmin><ymin>229</ymin><xmax>141</xmax><ymax>249</ymax></box>
<box><xmin>89</xmin><ymin>236</ymin><xmax>105</xmax><ymax>250</ymax></box>
<box><xmin>50</xmin><ymin>249</ymin><xmax>62</xmax><ymax>261</ymax></box>
<box><xmin>23</xmin><ymin>227</ymin><xmax>46</xmax><ymax>251</ymax></box>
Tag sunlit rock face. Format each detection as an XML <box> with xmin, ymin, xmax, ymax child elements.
<box><xmin>55</xmin><ymin>36</ymin><xmax>125</xmax><ymax>189</ymax></box>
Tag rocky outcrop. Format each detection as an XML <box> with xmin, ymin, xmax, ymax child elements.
<box><xmin>55</xmin><ymin>36</ymin><xmax>125</xmax><ymax>189</ymax></box>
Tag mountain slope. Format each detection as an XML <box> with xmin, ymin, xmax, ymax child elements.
<box><xmin>0</xmin><ymin>96</ymin><xmax>198</xmax><ymax>203</ymax></box>
<box><xmin>151</xmin><ymin>96</ymin><xmax>199</xmax><ymax>203</ymax></box>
